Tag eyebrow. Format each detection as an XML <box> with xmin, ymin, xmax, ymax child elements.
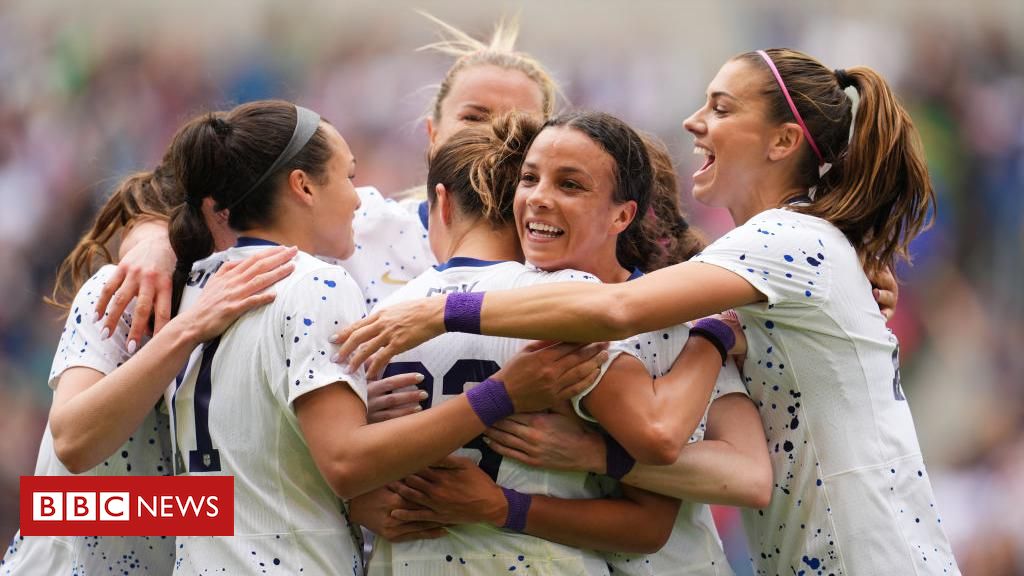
<box><xmin>459</xmin><ymin>104</ymin><xmax>490</xmax><ymax>114</ymax></box>
<box><xmin>710</xmin><ymin>91</ymin><xmax>738</xmax><ymax>102</ymax></box>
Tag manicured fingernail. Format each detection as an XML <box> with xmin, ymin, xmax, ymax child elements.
<box><xmin>330</xmin><ymin>352</ymin><xmax>340</xmax><ymax>363</ymax></box>
<box><xmin>413</xmin><ymin>405</ymin><xmax>422</xmax><ymax>412</ymax></box>
<box><xmin>414</xmin><ymin>373</ymin><xmax>425</xmax><ymax>383</ymax></box>
<box><xmin>481</xmin><ymin>436</ymin><xmax>491</xmax><ymax>444</ymax></box>
<box><xmin>100</xmin><ymin>326</ymin><xmax>110</xmax><ymax>340</ymax></box>
<box><xmin>417</xmin><ymin>391</ymin><xmax>428</xmax><ymax>400</ymax></box>
<box><xmin>328</xmin><ymin>334</ymin><xmax>339</xmax><ymax>344</ymax></box>
<box><xmin>127</xmin><ymin>340</ymin><xmax>138</xmax><ymax>355</ymax></box>
<box><xmin>92</xmin><ymin>311</ymin><xmax>100</xmax><ymax>323</ymax></box>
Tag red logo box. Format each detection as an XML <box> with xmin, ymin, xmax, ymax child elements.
<box><xmin>20</xmin><ymin>476</ymin><xmax>233</xmax><ymax>536</ymax></box>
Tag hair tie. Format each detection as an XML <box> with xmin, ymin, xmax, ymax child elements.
<box><xmin>210</xmin><ymin>116</ymin><xmax>232</xmax><ymax>137</ymax></box>
<box><xmin>756</xmin><ymin>50</ymin><xmax>824</xmax><ymax>166</ymax></box>
<box><xmin>834</xmin><ymin>68</ymin><xmax>855</xmax><ymax>89</ymax></box>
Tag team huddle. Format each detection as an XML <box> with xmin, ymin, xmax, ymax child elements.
<box><xmin>4</xmin><ymin>16</ymin><xmax>961</xmax><ymax>576</ymax></box>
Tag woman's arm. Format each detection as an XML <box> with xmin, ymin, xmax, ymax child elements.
<box><xmin>337</xmin><ymin>261</ymin><xmax>763</xmax><ymax>377</ymax></box>
<box><xmin>51</xmin><ymin>246</ymin><xmax>297</xmax><ymax>473</ymax></box>
<box><xmin>622</xmin><ymin>392</ymin><xmax>772</xmax><ymax>508</ymax></box>
<box><xmin>483</xmin><ymin>392</ymin><xmax>772</xmax><ymax>508</ymax></box>
<box><xmin>581</xmin><ymin>336</ymin><xmax>723</xmax><ymax>465</ymax></box>
<box><xmin>389</xmin><ymin>456</ymin><xmax>679</xmax><ymax>554</ymax></box>
<box><xmin>295</xmin><ymin>341</ymin><xmax>609</xmax><ymax>500</ymax></box>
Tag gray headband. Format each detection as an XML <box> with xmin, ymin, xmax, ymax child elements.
<box><xmin>226</xmin><ymin>105</ymin><xmax>322</xmax><ymax>211</ymax></box>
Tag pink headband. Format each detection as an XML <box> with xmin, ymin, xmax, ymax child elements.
<box><xmin>756</xmin><ymin>49</ymin><xmax>824</xmax><ymax>165</ymax></box>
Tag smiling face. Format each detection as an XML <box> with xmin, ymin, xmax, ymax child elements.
<box><xmin>514</xmin><ymin>126</ymin><xmax>635</xmax><ymax>276</ymax></box>
<box><xmin>682</xmin><ymin>58</ymin><xmax>779</xmax><ymax>210</ymax></box>
<box><xmin>428</xmin><ymin>64</ymin><xmax>546</xmax><ymax>149</ymax></box>
<box><xmin>310</xmin><ymin>122</ymin><xmax>361</xmax><ymax>260</ymax></box>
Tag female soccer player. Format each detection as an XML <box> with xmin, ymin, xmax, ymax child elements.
<box><xmin>164</xmin><ymin>100</ymin><xmax>605</xmax><ymax>574</ymax></box>
<box><xmin>360</xmin><ymin>111</ymin><xmax>738</xmax><ymax>575</ymax></box>
<box><xmin>1</xmin><ymin>165</ymin><xmax>295</xmax><ymax>575</ymax></box>
<box><xmin>361</xmin><ymin>114</ymin><xmax>767</xmax><ymax>576</ymax></box>
<box><xmin>335</xmin><ymin>49</ymin><xmax>961</xmax><ymax>575</ymax></box>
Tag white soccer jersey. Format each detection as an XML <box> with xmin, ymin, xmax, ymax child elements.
<box><xmin>599</xmin><ymin>321</ymin><xmax>745</xmax><ymax>576</ymax></box>
<box><xmin>170</xmin><ymin>241</ymin><xmax>368</xmax><ymax>575</ymax></box>
<box><xmin>693</xmin><ymin>208</ymin><xmax>959</xmax><ymax>575</ymax></box>
<box><xmin>2</xmin><ymin>265</ymin><xmax>174</xmax><ymax>575</ymax></box>
<box><xmin>368</xmin><ymin>258</ymin><xmax>611</xmax><ymax>576</ymax></box>
<box><xmin>339</xmin><ymin>187</ymin><xmax>436</xmax><ymax>310</ymax></box>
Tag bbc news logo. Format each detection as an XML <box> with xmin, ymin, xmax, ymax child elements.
<box><xmin>21</xmin><ymin>476</ymin><xmax>232</xmax><ymax>536</ymax></box>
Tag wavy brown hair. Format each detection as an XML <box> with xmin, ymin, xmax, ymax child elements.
<box><xmin>47</xmin><ymin>163</ymin><xmax>182</xmax><ymax>312</ymax></box>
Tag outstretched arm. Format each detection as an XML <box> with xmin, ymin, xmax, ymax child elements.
<box><xmin>336</xmin><ymin>261</ymin><xmax>763</xmax><ymax>377</ymax></box>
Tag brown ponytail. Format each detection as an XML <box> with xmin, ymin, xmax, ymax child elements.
<box><xmin>167</xmin><ymin>100</ymin><xmax>333</xmax><ymax>315</ymax></box>
<box><xmin>48</xmin><ymin>164</ymin><xmax>182</xmax><ymax>311</ymax></box>
<box><xmin>427</xmin><ymin>111</ymin><xmax>542</xmax><ymax>227</ymax></box>
<box><xmin>738</xmin><ymin>48</ymin><xmax>934</xmax><ymax>272</ymax></box>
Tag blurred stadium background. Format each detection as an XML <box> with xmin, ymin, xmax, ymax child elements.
<box><xmin>1</xmin><ymin>1</ymin><xmax>1021</xmax><ymax>573</ymax></box>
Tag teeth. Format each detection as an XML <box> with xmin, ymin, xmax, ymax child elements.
<box><xmin>693</xmin><ymin>146</ymin><xmax>713</xmax><ymax>156</ymax></box>
<box><xmin>528</xmin><ymin>222</ymin><xmax>564</xmax><ymax>235</ymax></box>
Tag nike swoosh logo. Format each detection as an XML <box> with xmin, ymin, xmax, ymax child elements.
<box><xmin>381</xmin><ymin>271</ymin><xmax>410</xmax><ymax>285</ymax></box>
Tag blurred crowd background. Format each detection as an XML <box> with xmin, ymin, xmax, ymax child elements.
<box><xmin>1</xmin><ymin>0</ymin><xmax>1021</xmax><ymax>573</ymax></box>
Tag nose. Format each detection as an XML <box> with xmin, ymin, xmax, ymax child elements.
<box><xmin>682</xmin><ymin>107</ymin><xmax>705</xmax><ymax>136</ymax></box>
<box><xmin>524</xmin><ymin>180</ymin><xmax>554</xmax><ymax>211</ymax></box>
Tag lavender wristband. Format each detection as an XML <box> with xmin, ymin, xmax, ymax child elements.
<box><xmin>690</xmin><ymin>317</ymin><xmax>736</xmax><ymax>365</ymax></box>
<box><xmin>466</xmin><ymin>378</ymin><xmax>515</xmax><ymax>427</ymax></box>
<box><xmin>604</xmin><ymin>434</ymin><xmax>637</xmax><ymax>480</ymax></box>
<box><xmin>501</xmin><ymin>487</ymin><xmax>532</xmax><ymax>532</ymax></box>
<box><xmin>444</xmin><ymin>291</ymin><xmax>485</xmax><ymax>334</ymax></box>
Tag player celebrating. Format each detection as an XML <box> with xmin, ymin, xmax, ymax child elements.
<box><xmin>335</xmin><ymin>49</ymin><xmax>960</xmax><ymax>575</ymax></box>
<box><xmin>165</xmin><ymin>100</ymin><xmax>605</xmax><ymax>574</ymax></box>
<box><xmin>2</xmin><ymin>164</ymin><xmax>295</xmax><ymax>575</ymax></box>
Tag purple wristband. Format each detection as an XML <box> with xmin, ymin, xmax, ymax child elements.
<box><xmin>604</xmin><ymin>434</ymin><xmax>636</xmax><ymax>480</ymax></box>
<box><xmin>444</xmin><ymin>291</ymin><xmax>485</xmax><ymax>334</ymax></box>
<box><xmin>466</xmin><ymin>378</ymin><xmax>515</xmax><ymax>427</ymax></box>
<box><xmin>690</xmin><ymin>317</ymin><xmax>736</xmax><ymax>365</ymax></box>
<box><xmin>501</xmin><ymin>487</ymin><xmax>532</xmax><ymax>532</ymax></box>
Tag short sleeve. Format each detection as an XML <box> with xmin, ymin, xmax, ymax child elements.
<box><xmin>570</xmin><ymin>344</ymin><xmax>635</xmax><ymax>423</ymax></box>
<box><xmin>277</xmin><ymin>266</ymin><xmax>368</xmax><ymax>409</ymax></box>
<box><xmin>692</xmin><ymin>210</ymin><xmax>831</xmax><ymax>309</ymax></box>
<box><xmin>48</xmin><ymin>266</ymin><xmax>132</xmax><ymax>389</ymax></box>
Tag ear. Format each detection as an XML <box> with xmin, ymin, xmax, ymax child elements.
<box><xmin>610</xmin><ymin>200</ymin><xmax>638</xmax><ymax>235</ymax></box>
<box><xmin>768</xmin><ymin>123</ymin><xmax>804</xmax><ymax>162</ymax></box>
<box><xmin>426</xmin><ymin>117</ymin><xmax>438</xmax><ymax>148</ymax></box>
<box><xmin>286</xmin><ymin>169</ymin><xmax>315</xmax><ymax>206</ymax></box>
<box><xmin>435</xmin><ymin>183</ymin><xmax>455</xmax><ymax>227</ymax></box>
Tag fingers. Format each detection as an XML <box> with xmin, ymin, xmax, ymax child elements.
<box><xmin>364</xmin><ymin>344</ymin><xmax>398</xmax><ymax>380</ymax></box>
<box><xmin>367</xmin><ymin>386</ymin><xmax>425</xmax><ymax>421</ymax></box>
<box><xmin>332</xmin><ymin>318</ymin><xmax>378</xmax><ymax>365</ymax></box>
<box><xmin>369</xmin><ymin>373</ymin><xmax>425</xmax><ymax>395</ymax></box>
<box><xmin>482</xmin><ymin>437</ymin><xmax>541</xmax><ymax>468</ymax></box>
<box><xmin>429</xmin><ymin>455</ymin><xmax>469</xmax><ymax>470</ymax></box>
<box><xmin>520</xmin><ymin>340</ymin><xmax>560</xmax><ymax>353</ymax></box>
<box><xmin>873</xmin><ymin>288</ymin><xmax>896</xmax><ymax>321</ymax></box>
<box><xmin>94</xmin><ymin>265</ymin><xmax>126</xmax><ymax>322</ymax></box>
<box><xmin>331</xmin><ymin>315</ymin><xmax>374</xmax><ymax>357</ymax></box>
<box><xmin>227</xmin><ymin>245</ymin><xmax>294</xmax><ymax>278</ymax></box>
<box><xmin>125</xmin><ymin>282</ymin><xmax>156</xmax><ymax>354</ymax></box>
<box><xmin>482</xmin><ymin>426</ymin><xmax>535</xmax><ymax>456</ymax></box>
<box><xmin>555</xmin><ymin>366</ymin><xmax>602</xmax><ymax>402</ymax></box>
<box><xmin>488</xmin><ymin>418</ymin><xmax>532</xmax><ymax>440</ymax></box>
<box><xmin>236</xmin><ymin>292</ymin><xmax>278</xmax><ymax>315</ymax></box>
<box><xmin>391</xmin><ymin>480</ymin><xmax>430</xmax><ymax>508</ymax></box>
<box><xmin>246</xmin><ymin>262</ymin><xmax>296</xmax><ymax>293</ymax></box>
<box><xmin>152</xmin><ymin>274</ymin><xmax>172</xmax><ymax>335</ymax></box>
<box><xmin>101</xmin><ymin>274</ymin><xmax>140</xmax><ymax>339</ymax></box>
<box><xmin>550</xmin><ymin>342</ymin><xmax>609</xmax><ymax>376</ymax></box>
<box><xmin>389</xmin><ymin>508</ymin><xmax>445</xmax><ymax>524</ymax></box>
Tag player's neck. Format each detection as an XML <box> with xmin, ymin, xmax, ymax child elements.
<box><xmin>443</xmin><ymin>224</ymin><xmax>521</xmax><ymax>263</ymax></box>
